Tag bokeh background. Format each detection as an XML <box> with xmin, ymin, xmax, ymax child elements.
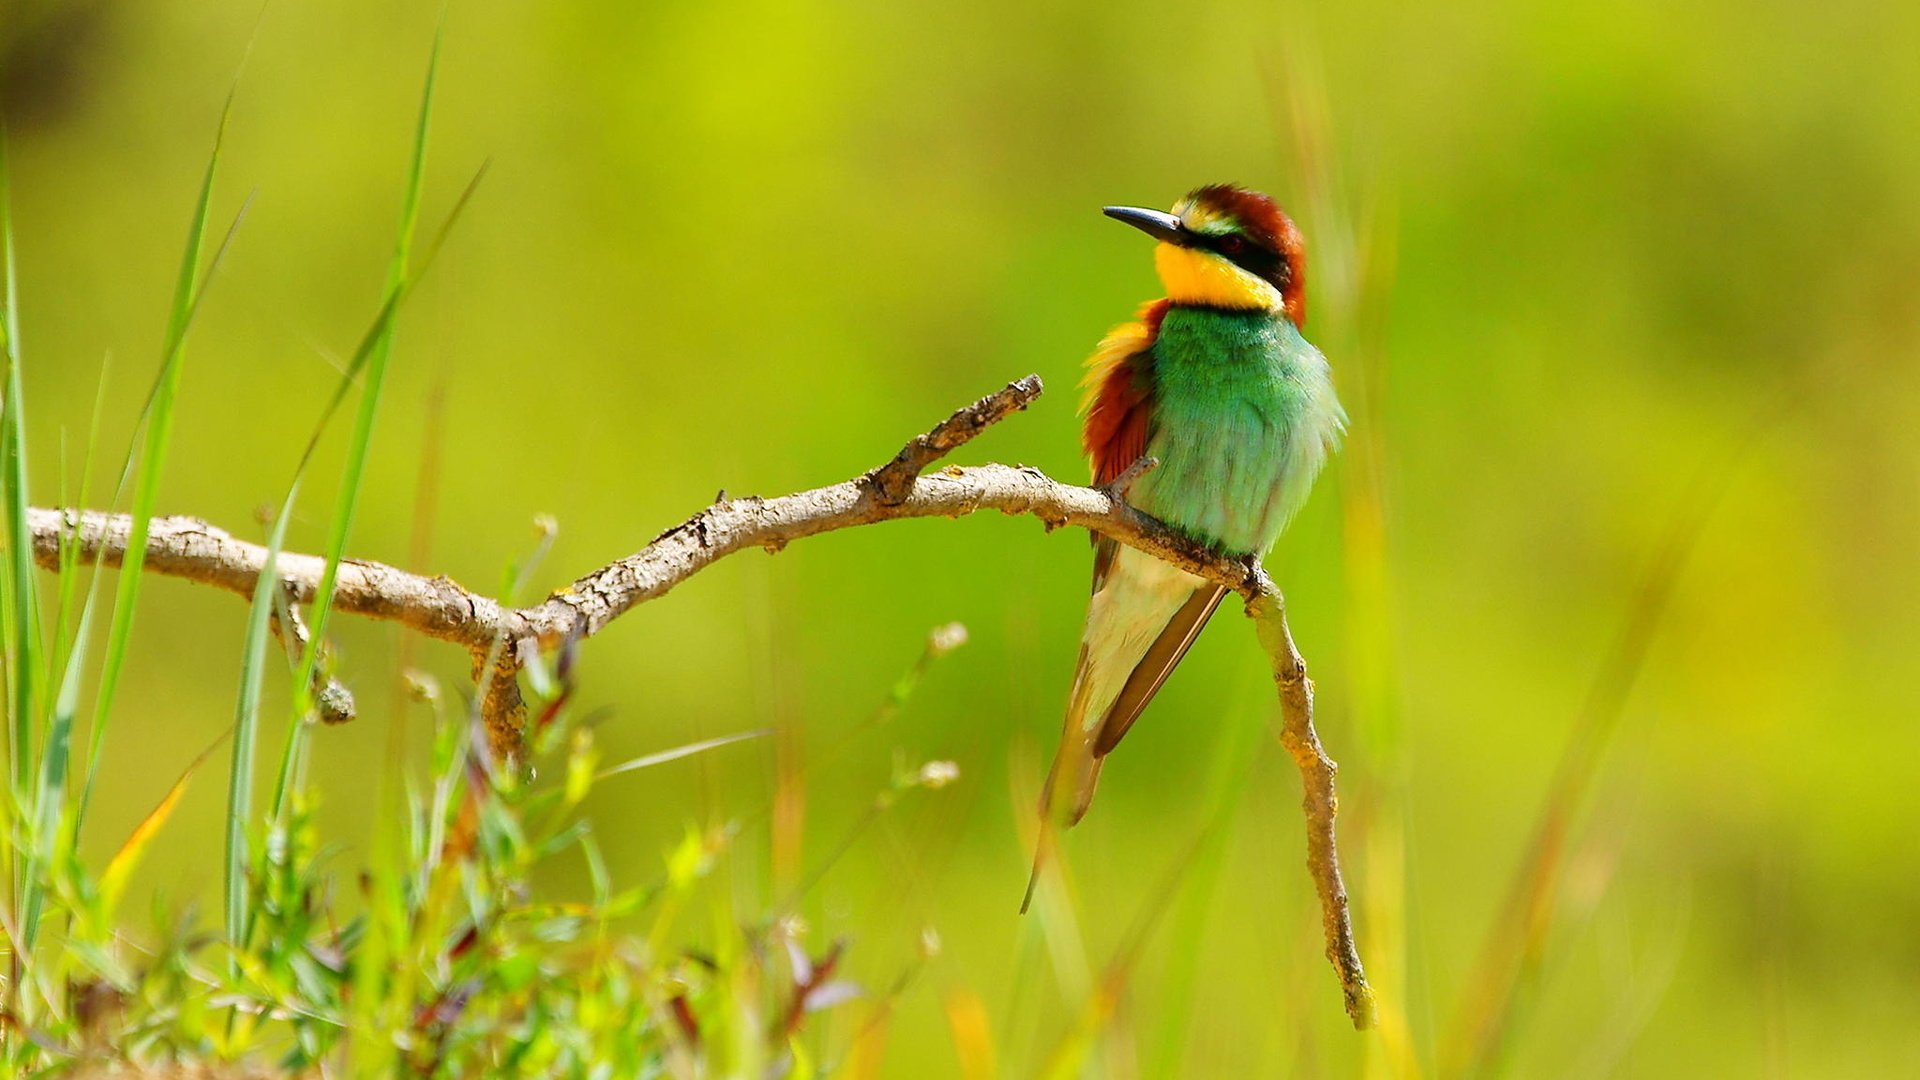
<box><xmin>7</xmin><ymin>0</ymin><xmax>1920</xmax><ymax>1074</ymax></box>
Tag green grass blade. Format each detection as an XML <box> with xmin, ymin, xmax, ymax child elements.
<box><xmin>259</xmin><ymin>160</ymin><xmax>485</xmax><ymax>833</ymax></box>
<box><xmin>240</xmin><ymin>120</ymin><xmax>480</xmax><ymax>949</ymax></box>
<box><xmin>70</xmin><ymin>197</ymin><xmax>249</xmax><ymax>848</ymax></box>
<box><xmin>595</xmin><ymin>730</ymin><xmax>773</xmax><ymax>781</ymax></box>
<box><xmin>82</xmin><ymin>80</ymin><xmax>240</xmax><ymax>810</ymax></box>
<box><xmin>266</xmin><ymin>27</ymin><xmax>456</xmax><ymax>845</ymax></box>
<box><xmin>291</xmin><ymin>30</ymin><xmax>442</xmax><ymax>714</ymax></box>
<box><xmin>228</xmin><ymin>480</ymin><xmax>300</xmax><ymax>949</ymax></box>
<box><xmin>35</xmin><ymin>539</ymin><xmax>106</xmax><ymax>881</ymax></box>
<box><xmin>51</xmin><ymin>356</ymin><xmax>112</xmax><ymax>687</ymax></box>
<box><xmin>0</xmin><ymin>125</ymin><xmax>40</xmax><ymax>804</ymax></box>
<box><xmin>288</xmin><ymin>158</ymin><xmax>488</xmax><ymax>477</ymax></box>
<box><xmin>284</xmin><ymin>154</ymin><xmax>483</xmax><ymax>474</ymax></box>
<box><xmin>0</xmin><ymin>122</ymin><xmax>44</xmax><ymax>942</ymax></box>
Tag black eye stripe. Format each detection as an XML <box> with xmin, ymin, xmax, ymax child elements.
<box><xmin>1193</xmin><ymin>232</ymin><xmax>1285</xmax><ymax>283</ymax></box>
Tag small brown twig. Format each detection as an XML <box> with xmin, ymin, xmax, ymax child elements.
<box><xmin>268</xmin><ymin>587</ymin><xmax>355</xmax><ymax>725</ymax></box>
<box><xmin>24</xmin><ymin>373</ymin><xmax>1372</xmax><ymax>1025</ymax></box>
<box><xmin>863</xmin><ymin>374</ymin><xmax>1044</xmax><ymax>504</ymax></box>
<box><xmin>1101</xmin><ymin>454</ymin><xmax>1160</xmax><ymax>499</ymax></box>
<box><xmin>1251</xmin><ymin>591</ymin><xmax>1375</xmax><ymax>1028</ymax></box>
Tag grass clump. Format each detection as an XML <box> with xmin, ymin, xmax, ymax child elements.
<box><xmin>0</xmin><ymin>34</ymin><xmax>965</xmax><ymax>1077</ymax></box>
<box><xmin>4</xmin><ymin>649</ymin><xmax>935</xmax><ymax>1075</ymax></box>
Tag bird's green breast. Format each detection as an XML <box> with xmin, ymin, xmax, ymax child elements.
<box><xmin>1131</xmin><ymin>305</ymin><xmax>1345</xmax><ymax>556</ymax></box>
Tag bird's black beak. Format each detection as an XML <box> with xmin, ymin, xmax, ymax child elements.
<box><xmin>1103</xmin><ymin>205</ymin><xmax>1187</xmax><ymax>245</ymax></box>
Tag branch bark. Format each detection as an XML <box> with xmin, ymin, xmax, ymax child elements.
<box><xmin>25</xmin><ymin>374</ymin><xmax>1373</xmax><ymax>1027</ymax></box>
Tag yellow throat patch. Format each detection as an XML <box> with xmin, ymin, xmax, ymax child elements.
<box><xmin>1152</xmin><ymin>241</ymin><xmax>1283</xmax><ymax>311</ymax></box>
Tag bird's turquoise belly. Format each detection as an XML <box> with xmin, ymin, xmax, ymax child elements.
<box><xmin>1130</xmin><ymin>307</ymin><xmax>1340</xmax><ymax>556</ymax></box>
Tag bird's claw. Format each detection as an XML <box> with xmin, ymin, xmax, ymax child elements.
<box><xmin>1239</xmin><ymin>553</ymin><xmax>1267</xmax><ymax>589</ymax></box>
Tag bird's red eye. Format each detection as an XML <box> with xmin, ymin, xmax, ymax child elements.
<box><xmin>1216</xmin><ymin>235</ymin><xmax>1246</xmax><ymax>256</ymax></box>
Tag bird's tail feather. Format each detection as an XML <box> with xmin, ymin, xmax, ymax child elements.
<box><xmin>1022</xmin><ymin>660</ymin><xmax>1103</xmax><ymax>913</ymax></box>
<box><xmin>1022</xmin><ymin>550</ymin><xmax>1208</xmax><ymax>913</ymax></box>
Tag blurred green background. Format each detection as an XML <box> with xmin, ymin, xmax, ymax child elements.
<box><xmin>7</xmin><ymin>0</ymin><xmax>1920</xmax><ymax>1074</ymax></box>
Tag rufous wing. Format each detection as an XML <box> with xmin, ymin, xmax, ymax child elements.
<box><xmin>1080</xmin><ymin>298</ymin><xmax>1167</xmax><ymax>487</ymax></box>
<box><xmin>1081</xmin><ymin>299</ymin><xmax>1166</xmax><ymax>599</ymax></box>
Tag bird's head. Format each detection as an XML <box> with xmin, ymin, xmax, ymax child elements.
<box><xmin>1104</xmin><ymin>184</ymin><xmax>1306</xmax><ymax>326</ymax></box>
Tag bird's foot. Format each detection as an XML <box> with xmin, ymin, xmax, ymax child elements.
<box><xmin>1239</xmin><ymin>553</ymin><xmax>1267</xmax><ymax>589</ymax></box>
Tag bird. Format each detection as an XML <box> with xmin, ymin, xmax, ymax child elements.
<box><xmin>1023</xmin><ymin>184</ymin><xmax>1346</xmax><ymax>912</ymax></box>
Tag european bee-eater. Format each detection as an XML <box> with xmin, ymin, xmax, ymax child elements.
<box><xmin>1026</xmin><ymin>185</ymin><xmax>1345</xmax><ymax>909</ymax></box>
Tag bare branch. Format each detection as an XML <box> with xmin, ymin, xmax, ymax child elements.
<box><xmin>1251</xmin><ymin>593</ymin><xmax>1376</xmax><ymax>1029</ymax></box>
<box><xmin>24</xmin><ymin>372</ymin><xmax>1371</xmax><ymax>1026</ymax></box>
<box><xmin>863</xmin><ymin>374</ymin><xmax>1043</xmax><ymax>504</ymax></box>
<box><xmin>29</xmin><ymin>509</ymin><xmax>511</xmax><ymax>652</ymax></box>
